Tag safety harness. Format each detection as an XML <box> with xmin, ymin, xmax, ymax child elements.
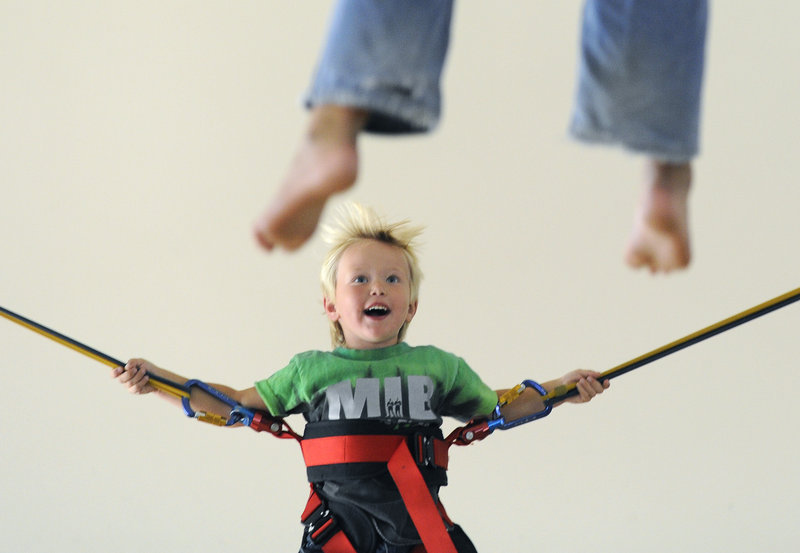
<box><xmin>170</xmin><ymin>377</ymin><xmax>552</xmax><ymax>553</ymax></box>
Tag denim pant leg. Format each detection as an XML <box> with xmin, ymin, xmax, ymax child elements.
<box><xmin>569</xmin><ymin>0</ymin><xmax>709</xmax><ymax>162</ymax></box>
<box><xmin>305</xmin><ymin>0</ymin><xmax>454</xmax><ymax>135</ymax></box>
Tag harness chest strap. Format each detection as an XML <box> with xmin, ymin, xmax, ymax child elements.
<box><xmin>301</xmin><ymin>434</ymin><xmax>458</xmax><ymax>553</ymax></box>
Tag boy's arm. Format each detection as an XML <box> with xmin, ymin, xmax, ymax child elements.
<box><xmin>495</xmin><ymin>369</ymin><xmax>609</xmax><ymax>423</ymax></box>
<box><xmin>111</xmin><ymin>358</ymin><xmax>271</xmax><ymax>423</ymax></box>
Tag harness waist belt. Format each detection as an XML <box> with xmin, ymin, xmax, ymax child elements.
<box><xmin>301</xmin><ymin>434</ymin><xmax>449</xmax><ymax>469</ymax></box>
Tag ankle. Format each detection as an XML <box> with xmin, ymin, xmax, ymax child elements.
<box><xmin>646</xmin><ymin>160</ymin><xmax>692</xmax><ymax>194</ymax></box>
<box><xmin>307</xmin><ymin>105</ymin><xmax>368</xmax><ymax>144</ymax></box>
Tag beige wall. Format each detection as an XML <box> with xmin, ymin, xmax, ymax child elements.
<box><xmin>2</xmin><ymin>2</ymin><xmax>799</xmax><ymax>552</ymax></box>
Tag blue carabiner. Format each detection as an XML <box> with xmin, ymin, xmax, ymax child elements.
<box><xmin>486</xmin><ymin>379</ymin><xmax>553</xmax><ymax>432</ymax></box>
<box><xmin>180</xmin><ymin>379</ymin><xmax>256</xmax><ymax>427</ymax></box>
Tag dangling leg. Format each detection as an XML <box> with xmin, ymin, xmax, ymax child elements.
<box><xmin>570</xmin><ymin>0</ymin><xmax>708</xmax><ymax>272</ymax></box>
<box><xmin>254</xmin><ymin>105</ymin><xmax>366</xmax><ymax>251</ymax></box>
<box><xmin>255</xmin><ymin>0</ymin><xmax>455</xmax><ymax>252</ymax></box>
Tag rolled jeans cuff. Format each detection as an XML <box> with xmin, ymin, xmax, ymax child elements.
<box><xmin>305</xmin><ymin>80</ymin><xmax>441</xmax><ymax>135</ymax></box>
<box><xmin>569</xmin><ymin>0</ymin><xmax>708</xmax><ymax>163</ymax></box>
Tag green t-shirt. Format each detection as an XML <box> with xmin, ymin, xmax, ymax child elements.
<box><xmin>254</xmin><ymin>342</ymin><xmax>497</xmax><ymax>425</ymax></box>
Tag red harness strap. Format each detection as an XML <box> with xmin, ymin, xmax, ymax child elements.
<box><xmin>300</xmin><ymin>488</ymin><xmax>358</xmax><ymax>553</ymax></box>
<box><xmin>301</xmin><ymin>434</ymin><xmax>458</xmax><ymax>553</ymax></box>
<box><xmin>386</xmin><ymin>440</ymin><xmax>457</xmax><ymax>553</ymax></box>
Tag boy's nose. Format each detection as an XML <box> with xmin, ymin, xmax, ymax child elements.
<box><xmin>370</xmin><ymin>283</ymin><xmax>385</xmax><ymax>295</ymax></box>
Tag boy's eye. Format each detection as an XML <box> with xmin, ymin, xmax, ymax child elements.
<box><xmin>353</xmin><ymin>275</ymin><xmax>367</xmax><ymax>284</ymax></box>
<box><xmin>386</xmin><ymin>275</ymin><xmax>400</xmax><ymax>284</ymax></box>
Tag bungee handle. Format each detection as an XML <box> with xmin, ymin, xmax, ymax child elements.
<box><xmin>0</xmin><ymin>304</ymin><xmax>302</xmax><ymax>436</ymax></box>
<box><xmin>0</xmin><ymin>305</ymin><xmax>193</xmax><ymax>399</ymax></box>
<box><xmin>541</xmin><ymin>285</ymin><xmax>800</xmax><ymax>406</ymax></box>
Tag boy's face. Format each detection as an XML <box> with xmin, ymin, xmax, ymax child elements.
<box><xmin>324</xmin><ymin>239</ymin><xmax>417</xmax><ymax>350</ymax></box>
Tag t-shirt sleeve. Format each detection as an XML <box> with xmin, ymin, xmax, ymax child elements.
<box><xmin>439</xmin><ymin>354</ymin><xmax>498</xmax><ymax>421</ymax></box>
<box><xmin>254</xmin><ymin>357</ymin><xmax>308</xmax><ymax>417</ymax></box>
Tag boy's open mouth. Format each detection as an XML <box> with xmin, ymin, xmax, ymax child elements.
<box><xmin>364</xmin><ymin>305</ymin><xmax>390</xmax><ymax>318</ymax></box>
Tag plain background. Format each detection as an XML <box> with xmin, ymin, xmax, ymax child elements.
<box><xmin>2</xmin><ymin>2</ymin><xmax>799</xmax><ymax>552</ymax></box>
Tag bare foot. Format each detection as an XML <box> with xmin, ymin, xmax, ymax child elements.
<box><xmin>254</xmin><ymin>106</ymin><xmax>367</xmax><ymax>251</ymax></box>
<box><xmin>625</xmin><ymin>160</ymin><xmax>692</xmax><ymax>273</ymax></box>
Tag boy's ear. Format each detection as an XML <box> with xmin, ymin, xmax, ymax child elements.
<box><xmin>405</xmin><ymin>300</ymin><xmax>418</xmax><ymax>323</ymax></box>
<box><xmin>323</xmin><ymin>297</ymin><xmax>339</xmax><ymax>322</ymax></box>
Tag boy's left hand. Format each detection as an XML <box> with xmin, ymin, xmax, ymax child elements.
<box><xmin>559</xmin><ymin>369</ymin><xmax>609</xmax><ymax>404</ymax></box>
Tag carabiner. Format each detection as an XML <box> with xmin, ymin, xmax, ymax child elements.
<box><xmin>487</xmin><ymin>379</ymin><xmax>553</xmax><ymax>431</ymax></box>
<box><xmin>445</xmin><ymin>379</ymin><xmax>553</xmax><ymax>448</ymax></box>
<box><xmin>181</xmin><ymin>379</ymin><xmax>256</xmax><ymax>427</ymax></box>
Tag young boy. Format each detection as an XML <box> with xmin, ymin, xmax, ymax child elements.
<box><xmin>114</xmin><ymin>203</ymin><xmax>609</xmax><ymax>552</ymax></box>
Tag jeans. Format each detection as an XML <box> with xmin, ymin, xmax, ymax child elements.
<box><xmin>569</xmin><ymin>0</ymin><xmax>708</xmax><ymax>161</ymax></box>
<box><xmin>304</xmin><ymin>0</ymin><xmax>708</xmax><ymax>160</ymax></box>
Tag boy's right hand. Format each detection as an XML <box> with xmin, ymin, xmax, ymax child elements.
<box><xmin>111</xmin><ymin>358</ymin><xmax>158</xmax><ymax>395</ymax></box>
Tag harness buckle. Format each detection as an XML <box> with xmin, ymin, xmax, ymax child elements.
<box><xmin>411</xmin><ymin>434</ymin><xmax>437</xmax><ymax>467</ymax></box>
<box><xmin>302</xmin><ymin>500</ymin><xmax>339</xmax><ymax>546</ymax></box>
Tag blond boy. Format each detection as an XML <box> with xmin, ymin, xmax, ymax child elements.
<box><xmin>114</xmin><ymin>203</ymin><xmax>608</xmax><ymax>552</ymax></box>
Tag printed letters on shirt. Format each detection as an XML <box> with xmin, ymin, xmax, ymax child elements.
<box><xmin>326</xmin><ymin>375</ymin><xmax>436</xmax><ymax>421</ymax></box>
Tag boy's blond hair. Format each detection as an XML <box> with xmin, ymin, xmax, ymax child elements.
<box><xmin>321</xmin><ymin>203</ymin><xmax>423</xmax><ymax>348</ymax></box>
